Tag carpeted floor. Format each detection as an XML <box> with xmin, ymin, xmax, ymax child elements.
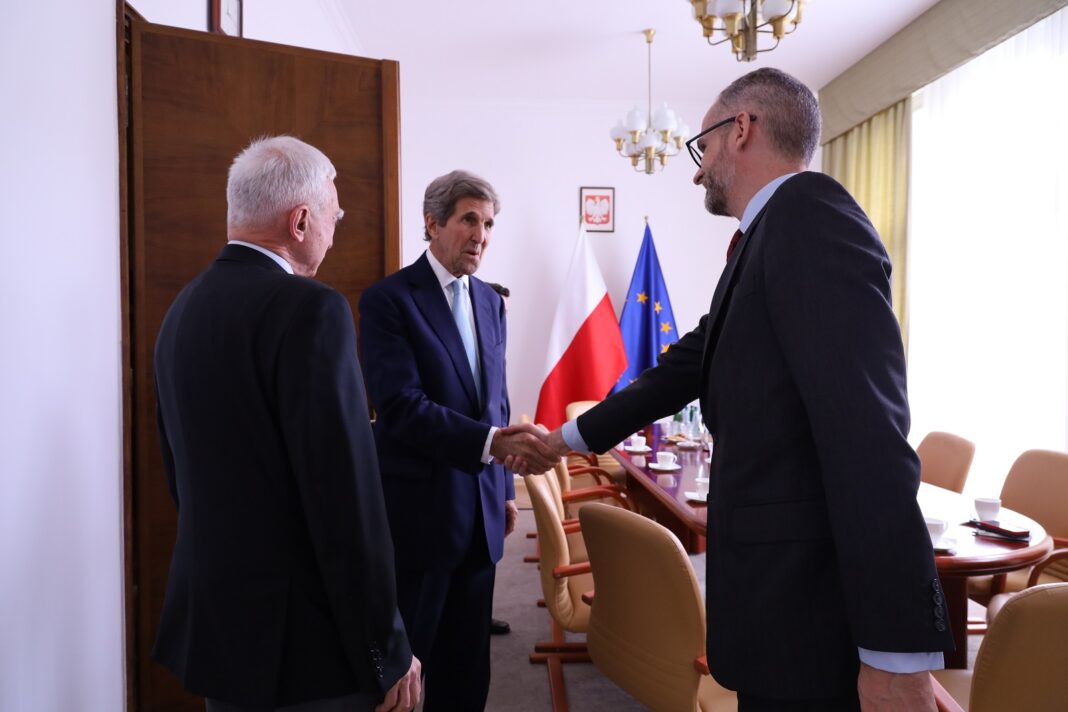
<box><xmin>421</xmin><ymin>508</ymin><xmax>983</xmax><ymax>711</ymax></box>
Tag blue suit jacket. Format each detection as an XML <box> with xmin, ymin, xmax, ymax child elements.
<box><xmin>358</xmin><ymin>253</ymin><xmax>513</xmax><ymax>571</ymax></box>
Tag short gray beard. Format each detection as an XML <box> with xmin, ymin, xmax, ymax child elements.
<box><xmin>702</xmin><ymin>159</ymin><xmax>734</xmax><ymax>217</ymax></box>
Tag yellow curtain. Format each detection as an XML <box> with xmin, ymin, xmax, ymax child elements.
<box><xmin>823</xmin><ymin>98</ymin><xmax>911</xmax><ymax>346</ymax></box>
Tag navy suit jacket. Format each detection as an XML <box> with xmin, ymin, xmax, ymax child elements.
<box><xmin>358</xmin><ymin>253</ymin><xmax>513</xmax><ymax>571</ymax></box>
<box><xmin>153</xmin><ymin>244</ymin><xmax>411</xmax><ymax>707</ymax></box>
<box><xmin>577</xmin><ymin>173</ymin><xmax>954</xmax><ymax>699</ymax></box>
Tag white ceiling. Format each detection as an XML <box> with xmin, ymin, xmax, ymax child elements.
<box><xmin>347</xmin><ymin>0</ymin><xmax>943</xmax><ymax>104</ymax></box>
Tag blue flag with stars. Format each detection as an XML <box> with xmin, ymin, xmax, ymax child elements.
<box><xmin>611</xmin><ymin>223</ymin><xmax>678</xmax><ymax>392</ymax></box>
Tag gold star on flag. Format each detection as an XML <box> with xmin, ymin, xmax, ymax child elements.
<box><xmin>661</xmin><ymin>343</ymin><xmax>671</xmax><ymax>353</ymax></box>
<box><xmin>654</xmin><ymin>301</ymin><xmax>662</xmax><ymax>314</ymax></box>
<box><xmin>636</xmin><ymin>292</ymin><xmax>648</xmax><ymax>304</ymax></box>
<box><xmin>660</xmin><ymin>322</ymin><xmax>672</xmax><ymax>334</ymax></box>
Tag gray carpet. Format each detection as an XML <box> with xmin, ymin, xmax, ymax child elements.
<box><xmin>422</xmin><ymin>509</ymin><xmax>981</xmax><ymax>711</ymax></box>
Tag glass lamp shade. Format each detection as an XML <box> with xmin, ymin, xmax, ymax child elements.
<box><xmin>609</xmin><ymin>120</ymin><xmax>628</xmax><ymax>141</ymax></box>
<box><xmin>625</xmin><ymin>107</ymin><xmax>646</xmax><ymax>132</ymax></box>
<box><xmin>652</xmin><ymin>103</ymin><xmax>678</xmax><ymax>132</ymax></box>
<box><xmin>638</xmin><ymin>130</ymin><xmax>659</xmax><ymax>150</ymax></box>
<box><xmin>624</xmin><ymin>141</ymin><xmax>641</xmax><ymax>157</ymax></box>
<box><xmin>676</xmin><ymin>122</ymin><xmax>691</xmax><ymax>140</ymax></box>
<box><xmin>710</xmin><ymin>0</ymin><xmax>743</xmax><ymax>17</ymax></box>
<box><xmin>763</xmin><ymin>0</ymin><xmax>793</xmax><ymax>20</ymax></box>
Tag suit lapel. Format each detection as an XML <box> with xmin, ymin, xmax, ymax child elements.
<box><xmin>701</xmin><ymin>205</ymin><xmax>770</xmax><ymax>359</ymax></box>
<box><xmin>408</xmin><ymin>255</ymin><xmax>481</xmax><ymax>409</ymax></box>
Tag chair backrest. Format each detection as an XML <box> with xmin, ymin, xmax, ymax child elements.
<box><xmin>1001</xmin><ymin>450</ymin><xmax>1068</xmax><ymax>540</ymax></box>
<box><xmin>916</xmin><ymin>431</ymin><xmax>975</xmax><ymax>493</ymax></box>
<box><xmin>524</xmin><ymin>473</ymin><xmax>591</xmax><ymax>632</ymax></box>
<box><xmin>580</xmin><ymin>503</ymin><xmax>734</xmax><ymax>712</ymax></box>
<box><xmin>969</xmin><ymin>583</ymin><xmax>1068</xmax><ymax>712</ymax></box>
<box><xmin>565</xmin><ymin>400</ymin><xmax>599</xmax><ymax>421</ymax></box>
<box><xmin>1001</xmin><ymin>449</ymin><xmax>1068</xmax><ymax>582</ymax></box>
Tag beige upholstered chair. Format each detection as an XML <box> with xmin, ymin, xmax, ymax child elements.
<box><xmin>931</xmin><ymin>583</ymin><xmax>1068</xmax><ymax>712</ymax></box>
<box><xmin>524</xmin><ymin>473</ymin><xmax>594</xmax><ymax>709</ymax></box>
<box><xmin>551</xmin><ymin>460</ymin><xmax>633</xmax><ymax>520</ymax></box>
<box><xmin>916</xmin><ymin>431</ymin><xmax>975</xmax><ymax>493</ymax></box>
<box><xmin>968</xmin><ymin>450</ymin><xmax>1068</xmax><ymax>605</ymax></box>
<box><xmin>579</xmin><ymin>503</ymin><xmax>737</xmax><ymax>712</ymax></box>
<box><xmin>564</xmin><ymin>400</ymin><xmax>599</xmax><ymax>420</ymax></box>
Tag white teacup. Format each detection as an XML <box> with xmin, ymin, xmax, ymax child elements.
<box><xmin>695</xmin><ymin>478</ymin><xmax>709</xmax><ymax>496</ymax></box>
<box><xmin>925</xmin><ymin>517</ymin><xmax>948</xmax><ymax>545</ymax></box>
<box><xmin>975</xmin><ymin>497</ymin><xmax>1001</xmax><ymax>522</ymax></box>
<box><xmin>656</xmin><ymin>451</ymin><xmax>678</xmax><ymax>468</ymax></box>
<box><xmin>630</xmin><ymin>435</ymin><xmax>647</xmax><ymax>450</ymax></box>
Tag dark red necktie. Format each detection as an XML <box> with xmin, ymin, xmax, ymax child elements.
<box><xmin>726</xmin><ymin>229</ymin><xmax>743</xmax><ymax>261</ymax></box>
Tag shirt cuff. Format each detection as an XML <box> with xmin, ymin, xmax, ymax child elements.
<box><xmin>481</xmin><ymin>426</ymin><xmax>498</xmax><ymax>465</ymax></box>
<box><xmin>561</xmin><ymin>420</ymin><xmax>591</xmax><ymax>453</ymax></box>
<box><xmin>857</xmin><ymin>648</ymin><xmax>944</xmax><ymax>673</ymax></box>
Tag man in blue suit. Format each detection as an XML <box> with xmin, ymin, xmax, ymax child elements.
<box><xmin>537</xmin><ymin>69</ymin><xmax>954</xmax><ymax>710</ymax></box>
<box><xmin>358</xmin><ymin>170</ymin><xmax>558</xmax><ymax>710</ymax></box>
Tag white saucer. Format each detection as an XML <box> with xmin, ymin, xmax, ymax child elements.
<box><xmin>676</xmin><ymin>440</ymin><xmax>701</xmax><ymax>449</ymax></box>
<box><xmin>684</xmin><ymin>490</ymin><xmax>708</xmax><ymax>501</ymax></box>
<box><xmin>648</xmin><ymin>462</ymin><xmax>681</xmax><ymax>472</ymax></box>
<box><xmin>624</xmin><ymin>445</ymin><xmax>652</xmax><ymax>453</ymax></box>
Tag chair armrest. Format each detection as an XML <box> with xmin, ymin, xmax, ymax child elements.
<box><xmin>562</xmin><ymin>520</ymin><xmax>582</xmax><ymax>535</ymax></box>
<box><xmin>1027</xmin><ymin>546</ymin><xmax>1068</xmax><ymax>587</ymax></box>
<box><xmin>552</xmin><ymin>561</ymin><xmax>592</xmax><ymax>579</ymax></box>
<box><xmin>567</xmin><ymin>451</ymin><xmax>597</xmax><ymax>466</ymax></box>
<box><xmin>581</xmin><ymin>590</ymin><xmax>594</xmax><ymax>605</ymax></box>
<box><xmin>567</xmin><ymin>465</ymin><xmax>615</xmax><ymax>486</ymax></box>
<box><xmin>561</xmin><ymin>486</ymin><xmax>631</xmax><ymax>510</ymax></box>
<box><xmin>930</xmin><ymin>674</ymin><xmax>965</xmax><ymax>712</ymax></box>
<box><xmin>693</xmin><ymin>656</ymin><xmax>710</xmax><ymax>675</ymax></box>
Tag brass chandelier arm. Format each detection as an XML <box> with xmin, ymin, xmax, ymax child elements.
<box><xmin>752</xmin><ymin>38</ymin><xmax>782</xmax><ymax>54</ymax></box>
<box><xmin>689</xmin><ymin>0</ymin><xmax>803</xmax><ymax>61</ymax></box>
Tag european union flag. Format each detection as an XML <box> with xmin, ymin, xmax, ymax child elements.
<box><xmin>612</xmin><ymin>223</ymin><xmax>678</xmax><ymax>393</ymax></box>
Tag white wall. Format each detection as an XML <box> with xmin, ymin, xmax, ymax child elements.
<box><xmin>0</xmin><ymin>2</ymin><xmax>124</xmax><ymax>711</ymax></box>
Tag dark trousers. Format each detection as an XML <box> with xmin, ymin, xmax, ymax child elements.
<box><xmin>738</xmin><ymin>692</ymin><xmax>861</xmax><ymax>711</ymax></box>
<box><xmin>205</xmin><ymin>691</ymin><xmax>377</xmax><ymax>712</ymax></box>
<box><xmin>395</xmin><ymin>526</ymin><xmax>496</xmax><ymax>712</ymax></box>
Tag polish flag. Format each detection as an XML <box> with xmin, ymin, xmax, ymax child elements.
<box><xmin>534</xmin><ymin>224</ymin><xmax>627</xmax><ymax>430</ymax></box>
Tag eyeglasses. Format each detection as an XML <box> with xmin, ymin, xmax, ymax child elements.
<box><xmin>685</xmin><ymin>114</ymin><xmax>757</xmax><ymax>168</ymax></box>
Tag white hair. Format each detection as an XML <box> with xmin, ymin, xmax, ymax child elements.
<box><xmin>226</xmin><ymin>135</ymin><xmax>336</xmax><ymax>230</ymax></box>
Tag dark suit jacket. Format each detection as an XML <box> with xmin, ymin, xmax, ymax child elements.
<box><xmin>152</xmin><ymin>244</ymin><xmax>411</xmax><ymax>707</ymax></box>
<box><xmin>577</xmin><ymin>172</ymin><xmax>954</xmax><ymax>699</ymax></box>
<box><xmin>357</xmin><ymin>253</ymin><xmax>513</xmax><ymax>571</ymax></box>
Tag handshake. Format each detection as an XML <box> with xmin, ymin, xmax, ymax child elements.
<box><xmin>490</xmin><ymin>422</ymin><xmax>571</xmax><ymax>475</ymax></box>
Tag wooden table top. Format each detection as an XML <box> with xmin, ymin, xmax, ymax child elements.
<box><xmin>610</xmin><ymin>425</ymin><xmax>1053</xmax><ymax>576</ymax></box>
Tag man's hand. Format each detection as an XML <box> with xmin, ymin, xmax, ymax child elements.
<box><xmin>375</xmin><ymin>655</ymin><xmax>421</xmax><ymax>712</ymax></box>
<box><xmin>504</xmin><ymin>499</ymin><xmax>519</xmax><ymax>536</ymax></box>
<box><xmin>857</xmin><ymin>663</ymin><xmax>936</xmax><ymax>712</ymax></box>
<box><xmin>491</xmin><ymin>423</ymin><xmax>560</xmax><ymax>474</ymax></box>
<box><xmin>545</xmin><ymin>426</ymin><xmax>570</xmax><ymax>458</ymax></box>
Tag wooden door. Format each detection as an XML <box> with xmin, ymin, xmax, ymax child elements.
<box><xmin>124</xmin><ymin>17</ymin><xmax>400</xmax><ymax>711</ymax></box>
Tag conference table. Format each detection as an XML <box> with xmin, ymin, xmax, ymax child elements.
<box><xmin>608</xmin><ymin>425</ymin><xmax>1054</xmax><ymax>669</ymax></box>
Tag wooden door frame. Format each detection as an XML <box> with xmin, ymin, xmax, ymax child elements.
<box><xmin>115</xmin><ymin>4</ymin><xmax>402</xmax><ymax>707</ymax></box>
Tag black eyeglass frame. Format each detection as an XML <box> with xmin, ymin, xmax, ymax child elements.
<box><xmin>685</xmin><ymin>114</ymin><xmax>757</xmax><ymax>168</ymax></box>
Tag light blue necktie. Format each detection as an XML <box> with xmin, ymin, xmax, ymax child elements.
<box><xmin>450</xmin><ymin>279</ymin><xmax>482</xmax><ymax>403</ymax></box>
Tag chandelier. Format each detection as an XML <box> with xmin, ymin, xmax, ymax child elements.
<box><xmin>687</xmin><ymin>0</ymin><xmax>806</xmax><ymax>62</ymax></box>
<box><xmin>609</xmin><ymin>29</ymin><xmax>690</xmax><ymax>175</ymax></box>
